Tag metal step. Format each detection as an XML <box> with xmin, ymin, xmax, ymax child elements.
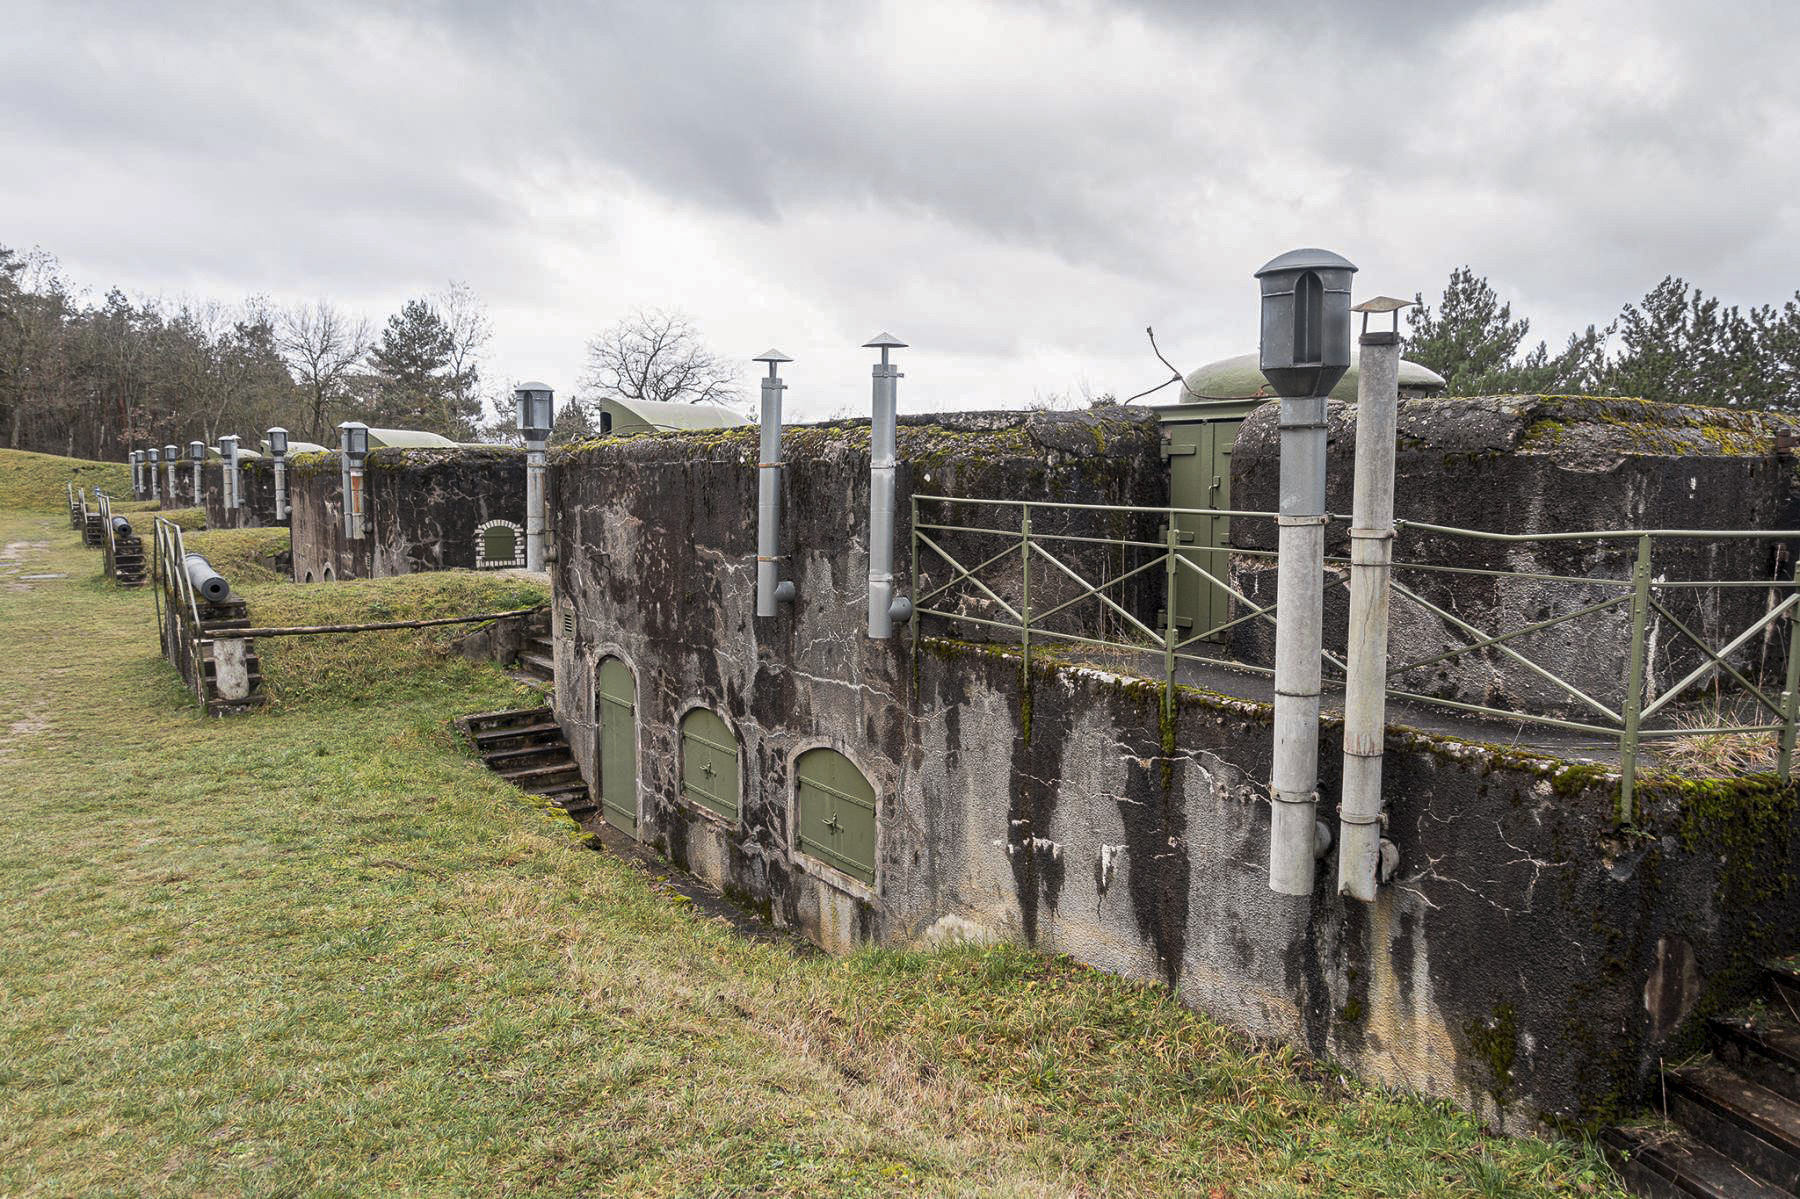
<box><xmin>1666</xmin><ymin>1061</ymin><xmax>1800</xmax><ymax>1192</ymax></box>
<box><xmin>1603</xmin><ymin>1124</ymin><xmax>1790</xmax><ymax>1198</ymax></box>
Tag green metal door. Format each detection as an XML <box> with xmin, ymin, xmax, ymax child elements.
<box><xmin>597</xmin><ymin>657</ymin><xmax>637</xmax><ymax>835</ymax></box>
<box><xmin>1161</xmin><ymin>408</ymin><xmax>1251</xmax><ymax>642</ymax></box>
<box><xmin>794</xmin><ymin>748</ymin><xmax>876</xmax><ymax>885</ymax></box>
<box><xmin>680</xmin><ymin>708</ymin><xmax>739</xmax><ymax>821</ymax></box>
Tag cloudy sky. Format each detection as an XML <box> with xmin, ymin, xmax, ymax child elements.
<box><xmin>5</xmin><ymin>0</ymin><xmax>1797</xmax><ymax>422</ymax></box>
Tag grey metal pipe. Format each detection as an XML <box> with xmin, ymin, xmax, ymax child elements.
<box><xmin>525</xmin><ymin>447</ymin><xmax>545</xmax><ymax>571</ymax></box>
<box><xmin>273</xmin><ymin>459</ymin><xmax>287</xmax><ymax>521</ymax></box>
<box><xmin>866</xmin><ymin>333</ymin><xmax>908</xmax><ymax>638</ymax></box>
<box><xmin>1269</xmin><ymin>392</ymin><xmax>1329</xmax><ymax>896</ymax></box>
<box><xmin>183</xmin><ymin>552</ymin><xmax>230</xmax><ymax>603</ymax></box>
<box><xmin>754</xmin><ymin>350</ymin><xmax>792</xmax><ymax>617</ymax></box>
<box><xmin>1338</xmin><ymin>329</ymin><xmax>1401</xmax><ymax>901</ymax></box>
<box><xmin>111</xmin><ymin>515</ymin><xmax>133</xmax><ymax>538</ymax></box>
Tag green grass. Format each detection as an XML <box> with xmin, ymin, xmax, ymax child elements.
<box><xmin>0</xmin><ymin>446</ymin><xmax>132</xmax><ymax>511</ymax></box>
<box><xmin>156</xmin><ymin>505</ymin><xmax>206</xmax><ymax>530</ymax></box>
<box><xmin>181</xmin><ymin>527</ymin><xmax>293</xmax><ymax>587</ymax></box>
<box><xmin>0</xmin><ymin>507</ymin><xmax>1626</xmax><ymax>1198</ymax></box>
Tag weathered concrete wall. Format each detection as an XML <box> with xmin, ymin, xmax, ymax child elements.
<box><xmin>549</xmin><ymin>407</ymin><xmax>1162</xmax><ymax>941</ymax></box>
<box><xmin>1230</xmin><ymin>395</ymin><xmax>1800</xmax><ymax>717</ymax></box>
<box><xmin>548</xmin><ymin>405</ymin><xmax>1800</xmax><ymax>1131</ymax></box>
<box><xmin>201</xmin><ymin>460</ymin><xmax>281</xmax><ymax>530</ymax></box>
<box><xmin>289</xmin><ymin>446</ymin><xmax>526</xmax><ymax>582</ymax></box>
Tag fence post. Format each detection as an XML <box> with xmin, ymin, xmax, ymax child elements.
<box><xmin>1163</xmin><ymin>521</ymin><xmax>1179</xmax><ymax>717</ymax></box>
<box><xmin>1618</xmin><ymin>533</ymin><xmax>1654</xmax><ymax>825</ymax></box>
<box><xmin>1781</xmin><ymin>597</ymin><xmax>1800</xmax><ymax>783</ymax></box>
<box><xmin>909</xmin><ymin>495</ymin><xmax>920</xmax><ymax>649</ymax></box>
<box><xmin>1019</xmin><ymin>504</ymin><xmax>1032</xmax><ymax>680</ymax></box>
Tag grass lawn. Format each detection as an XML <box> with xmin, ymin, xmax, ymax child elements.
<box><xmin>0</xmin><ymin>447</ymin><xmax>131</xmax><ymax>511</ymax></box>
<box><xmin>0</xmin><ymin>504</ymin><xmax>1626</xmax><ymax>1197</ymax></box>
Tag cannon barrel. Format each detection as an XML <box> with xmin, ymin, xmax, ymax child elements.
<box><xmin>111</xmin><ymin>515</ymin><xmax>133</xmax><ymax>537</ymax></box>
<box><xmin>182</xmin><ymin>553</ymin><xmax>230</xmax><ymax>603</ymax></box>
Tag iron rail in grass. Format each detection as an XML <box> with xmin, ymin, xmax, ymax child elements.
<box><xmin>910</xmin><ymin>494</ymin><xmax>1800</xmax><ymax>824</ymax></box>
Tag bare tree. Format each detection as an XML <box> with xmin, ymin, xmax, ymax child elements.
<box><xmin>581</xmin><ymin>308</ymin><xmax>738</xmax><ymax>407</ymax></box>
<box><xmin>277</xmin><ymin>300</ymin><xmax>371</xmax><ymax>442</ymax></box>
<box><xmin>439</xmin><ymin>280</ymin><xmax>492</xmax><ymax>422</ymax></box>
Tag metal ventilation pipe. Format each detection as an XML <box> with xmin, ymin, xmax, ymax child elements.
<box><xmin>111</xmin><ymin>515</ymin><xmax>134</xmax><ymax>538</ymax></box>
<box><xmin>864</xmin><ymin>332</ymin><xmax>912</xmax><ymax>638</ymax></box>
<box><xmin>183</xmin><ymin>552</ymin><xmax>230</xmax><ymax>603</ymax></box>
<box><xmin>1337</xmin><ymin>299</ymin><xmax>1408</xmax><ymax>901</ymax></box>
<box><xmin>754</xmin><ymin>349</ymin><xmax>796</xmax><ymax>616</ymax></box>
<box><xmin>1255</xmin><ymin>248</ymin><xmax>1356</xmax><ymax>897</ymax></box>
<box><xmin>220</xmin><ymin>435</ymin><xmax>241</xmax><ymax>513</ymax></box>
<box><xmin>164</xmin><ymin>444</ymin><xmax>179</xmax><ymax>503</ymax></box>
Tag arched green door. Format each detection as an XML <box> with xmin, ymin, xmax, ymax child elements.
<box><xmin>597</xmin><ymin>657</ymin><xmax>637</xmax><ymax>835</ymax></box>
<box><xmin>681</xmin><ymin>708</ymin><xmax>739</xmax><ymax>821</ymax></box>
<box><xmin>795</xmin><ymin>748</ymin><xmax>876</xmax><ymax>885</ymax></box>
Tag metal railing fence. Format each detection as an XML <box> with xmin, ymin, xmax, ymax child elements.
<box><xmin>151</xmin><ymin>516</ymin><xmax>208</xmax><ymax>706</ymax></box>
<box><xmin>909</xmin><ymin>494</ymin><xmax>1800</xmax><ymax>823</ymax></box>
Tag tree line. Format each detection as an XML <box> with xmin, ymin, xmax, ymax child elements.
<box><xmin>0</xmin><ymin>241</ymin><xmax>752</xmax><ymax>461</ymax></box>
<box><xmin>1406</xmin><ymin>267</ymin><xmax>1800</xmax><ymax>410</ymax></box>
<box><xmin>0</xmin><ymin>244</ymin><xmax>494</xmax><ymax>461</ymax></box>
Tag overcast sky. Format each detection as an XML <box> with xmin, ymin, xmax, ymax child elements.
<box><xmin>5</xmin><ymin>0</ymin><xmax>1798</xmax><ymax>422</ymax></box>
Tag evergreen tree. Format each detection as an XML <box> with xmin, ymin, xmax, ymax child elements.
<box><xmin>1604</xmin><ymin>277</ymin><xmax>1772</xmax><ymax>409</ymax></box>
<box><xmin>366</xmin><ymin>298</ymin><xmax>477</xmax><ymax>436</ymax></box>
<box><xmin>1406</xmin><ymin>266</ymin><xmax>1534</xmax><ymax>394</ymax></box>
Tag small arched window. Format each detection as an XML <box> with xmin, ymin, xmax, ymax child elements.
<box><xmin>680</xmin><ymin>708</ymin><xmax>740</xmax><ymax>822</ymax></box>
<box><xmin>475</xmin><ymin>519</ymin><xmax>526</xmax><ymax>570</ymax></box>
<box><xmin>794</xmin><ymin>748</ymin><xmax>876</xmax><ymax>885</ymax></box>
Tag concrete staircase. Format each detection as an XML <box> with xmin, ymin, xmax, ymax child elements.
<box><xmin>459</xmin><ymin>706</ymin><xmax>593</xmax><ymax>824</ymax></box>
<box><xmin>1605</xmin><ymin>960</ymin><xmax>1800</xmax><ymax>1197</ymax></box>
<box><xmin>517</xmin><ymin>624</ymin><xmax>555</xmax><ymax>686</ymax></box>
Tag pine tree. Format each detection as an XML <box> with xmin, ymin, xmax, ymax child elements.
<box><xmin>367</xmin><ymin>299</ymin><xmax>469</xmax><ymax>435</ymax></box>
<box><xmin>1406</xmin><ymin>266</ymin><xmax>1533</xmax><ymax>394</ymax></box>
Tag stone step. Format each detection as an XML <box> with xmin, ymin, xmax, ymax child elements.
<box><xmin>1603</xmin><ymin>1124</ymin><xmax>1789</xmax><ymax>1198</ymax></box>
<box><xmin>496</xmin><ymin>761</ymin><xmax>583</xmax><ymax>789</ymax></box>
<box><xmin>516</xmin><ymin>772</ymin><xmax>586</xmax><ymax>798</ymax></box>
<box><xmin>472</xmin><ymin>720</ymin><xmax>562</xmax><ymax>749</ymax></box>
<box><xmin>518</xmin><ymin>651</ymin><xmax>555</xmax><ymax>680</ymax></box>
<box><xmin>481</xmin><ymin>742</ymin><xmax>573</xmax><ymax>770</ymax></box>
<box><xmin>461</xmin><ymin>706</ymin><xmax>552</xmax><ymax>734</ymax></box>
<box><xmin>1714</xmin><ymin>1012</ymin><xmax>1800</xmax><ymax>1104</ymax></box>
<box><xmin>1766</xmin><ymin>959</ymin><xmax>1800</xmax><ymax>1016</ymax></box>
<box><xmin>1666</xmin><ymin>1061</ymin><xmax>1800</xmax><ymax>1192</ymax></box>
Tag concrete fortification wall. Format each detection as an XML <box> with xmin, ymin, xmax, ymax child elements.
<box><xmin>289</xmin><ymin>446</ymin><xmax>526</xmax><ymax>582</ymax></box>
<box><xmin>547</xmin><ymin>401</ymin><xmax>1800</xmax><ymax>1131</ymax></box>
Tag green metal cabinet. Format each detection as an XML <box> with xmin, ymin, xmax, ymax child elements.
<box><xmin>680</xmin><ymin>708</ymin><xmax>739</xmax><ymax>821</ymax></box>
<box><xmin>597</xmin><ymin>657</ymin><xmax>637</xmax><ymax>835</ymax></box>
<box><xmin>1158</xmin><ymin>401</ymin><xmax>1257</xmax><ymax>643</ymax></box>
<box><xmin>794</xmin><ymin>748</ymin><xmax>876</xmax><ymax>885</ymax></box>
